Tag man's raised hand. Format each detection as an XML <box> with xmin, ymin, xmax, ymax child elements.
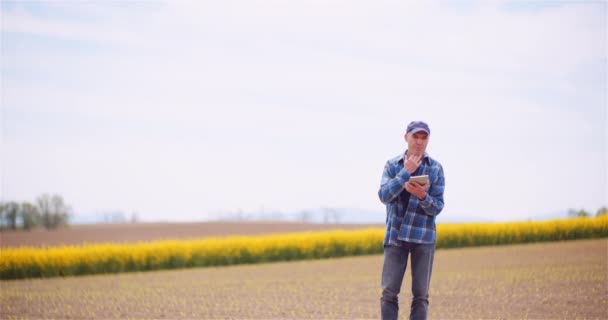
<box><xmin>404</xmin><ymin>154</ymin><xmax>422</xmax><ymax>174</ymax></box>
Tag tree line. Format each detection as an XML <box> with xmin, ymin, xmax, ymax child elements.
<box><xmin>567</xmin><ymin>207</ymin><xmax>607</xmax><ymax>218</ymax></box>
<box><xmin>0</xmin><ymin>194</ymin><xmax>71</xmax><ymax>231</ymax></box>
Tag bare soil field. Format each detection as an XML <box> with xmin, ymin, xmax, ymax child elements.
<box><xmin>0</xmin><ymin>221</ymin><xmax>383</xmax><ymax>248</ymax></box>
<box><xmin>1</xmin><ymin>239</ymin><xmax>606</xmax><ymax>319</ymax></box>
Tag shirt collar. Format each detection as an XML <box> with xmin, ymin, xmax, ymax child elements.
<box><xmin>399</xmin><ymin>150</ymin><xmax>431</xmax><ymax>165</ymax></box>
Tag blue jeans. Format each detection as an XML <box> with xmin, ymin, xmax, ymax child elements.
<box><xmin>380</xmin><ymin>243</ymin><xmax>435</xmax><ymax>320</ymax></box>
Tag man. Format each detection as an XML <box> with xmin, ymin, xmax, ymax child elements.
<box><xmin>378</xmin><ymin>121</ymin><xmax>445</xmax><ymax>320</ymax></box>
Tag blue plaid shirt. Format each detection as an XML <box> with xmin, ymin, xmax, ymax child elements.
<box><xmin>378</xmin><ymin>151</ymin><xmax>445</xmax><ymax>245</ymax></box>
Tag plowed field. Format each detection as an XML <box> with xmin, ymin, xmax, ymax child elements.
<box><xmin>1</xmin><ymin>239</ymin><xmax>606</xmax><ymax>319</ymax></box>
<box><xmin>0</xmin><ymin>221</ymin><xmax>383</xmax><ymax>248</ymax></box>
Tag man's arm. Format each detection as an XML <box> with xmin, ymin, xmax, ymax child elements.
<box><xmin>378</xmin><ymin>161</ymin><xmax>411</xmax><ymax>204</ymax></box>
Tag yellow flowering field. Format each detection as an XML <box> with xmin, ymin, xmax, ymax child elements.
<box><xmin>1</xmin><ymin>216</ymin><xmax>606</xmax><ymax>280</ymax></box>
<box><xmin>437</xmin><ymin>215</ymin><xmax>608</xmax><ymax>247</ymax></box>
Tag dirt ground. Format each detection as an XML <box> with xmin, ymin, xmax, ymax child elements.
<box><xmin>0</xmin><ymin>221</ymin><xmax>383</xmax><ymax>248</ymax></box>
<box><xmin>1</xmin><ymin>239</ymin><xmax>606</xmax><ymax>319</ymax></box>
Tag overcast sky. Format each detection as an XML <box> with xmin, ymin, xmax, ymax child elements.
<box><xmin>1</xmin><ymin>0</ymin><xmax>606</xmax><ymax>223</ymax></box>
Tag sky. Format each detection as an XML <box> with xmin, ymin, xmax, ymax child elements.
<box><xmin>1</xmin><ymin>0</ymin><xmax>606</xmax><ymax>223</ymax></box>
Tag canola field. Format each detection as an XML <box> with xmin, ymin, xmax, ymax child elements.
<box><xmin>1</xmin><ymin>216</ymin><xmax>607</xmax><ymax>280</ymax></box>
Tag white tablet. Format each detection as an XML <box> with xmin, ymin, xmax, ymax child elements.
<box><xmin>408</xmin><ymin>175</ymin><xmax>429</xmax><ymax>185</ymax></box>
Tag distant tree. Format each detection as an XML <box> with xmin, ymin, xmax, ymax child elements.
<box><xmin>596</xmin><ymin>207</ymin><xmax>608</xmax><ymax>217</ymax></box>
<box><xmin>4</xmin><ymin>202</ymin><xmax>20</xmax><ymax>230</ymax></box>
<box><xmin>0</xmin><ymin>203</ymin><xmax>6</xmax><ymax>229</ymax></box>
<box><xmin>51</xmin><ymin>195</ymin><xmax>71</xmax><ymax>227</ymax></box>
<box><xmin>567</xmin><ymin>208</ymin><xmax>590</xmax><ymax>218</ymax></box>
<box><xmin>38</xmin><ymin>194</ymin><xmax>53</xmax><ymax>229</ymax></box>
<box><xmin>37</xmin><ymin>194</ymin><xmax>71</xmax><ymax>229</ymax></box>
<box><xmin>576</xmin><ymin>209</ymin><xmax>590</xmax><ymax>218</ymax></box>
<box><xmin>20</xmin><ymin>202</ymin><xmax>40</xmax><ymax>231</ymax></box>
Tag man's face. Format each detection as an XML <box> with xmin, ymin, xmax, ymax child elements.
<box><xmin>404</xmin><ymin>131</ymin><xmax>429</xmax><ymax>156</ymax></box>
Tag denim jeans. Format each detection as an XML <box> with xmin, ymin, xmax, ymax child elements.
<box><xmin>380</xmin><ymin>243</ymin><xmax>435</xmax><ymax>320</ymax></box>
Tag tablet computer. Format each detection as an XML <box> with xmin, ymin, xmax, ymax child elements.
<box><xmin>408</xmin><ymin>175</ymin><xmax>429</xmax><ymax>185</ymax></box>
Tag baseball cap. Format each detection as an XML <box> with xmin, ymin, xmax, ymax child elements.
<box><xmin>406</xmin><ymin>121</ymin><xmax>430</xmax><ymax>135</ymax></box>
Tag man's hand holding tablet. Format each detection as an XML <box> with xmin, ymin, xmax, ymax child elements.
<box><xmin>408</xmin><ymin>175</ymin><xmax>429</xmax><ymax>186</ymax></box>
<box><xmin>406</xmin><ymin>175</ymin><xmax>429</xmax><ymax>200</ymax></box>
